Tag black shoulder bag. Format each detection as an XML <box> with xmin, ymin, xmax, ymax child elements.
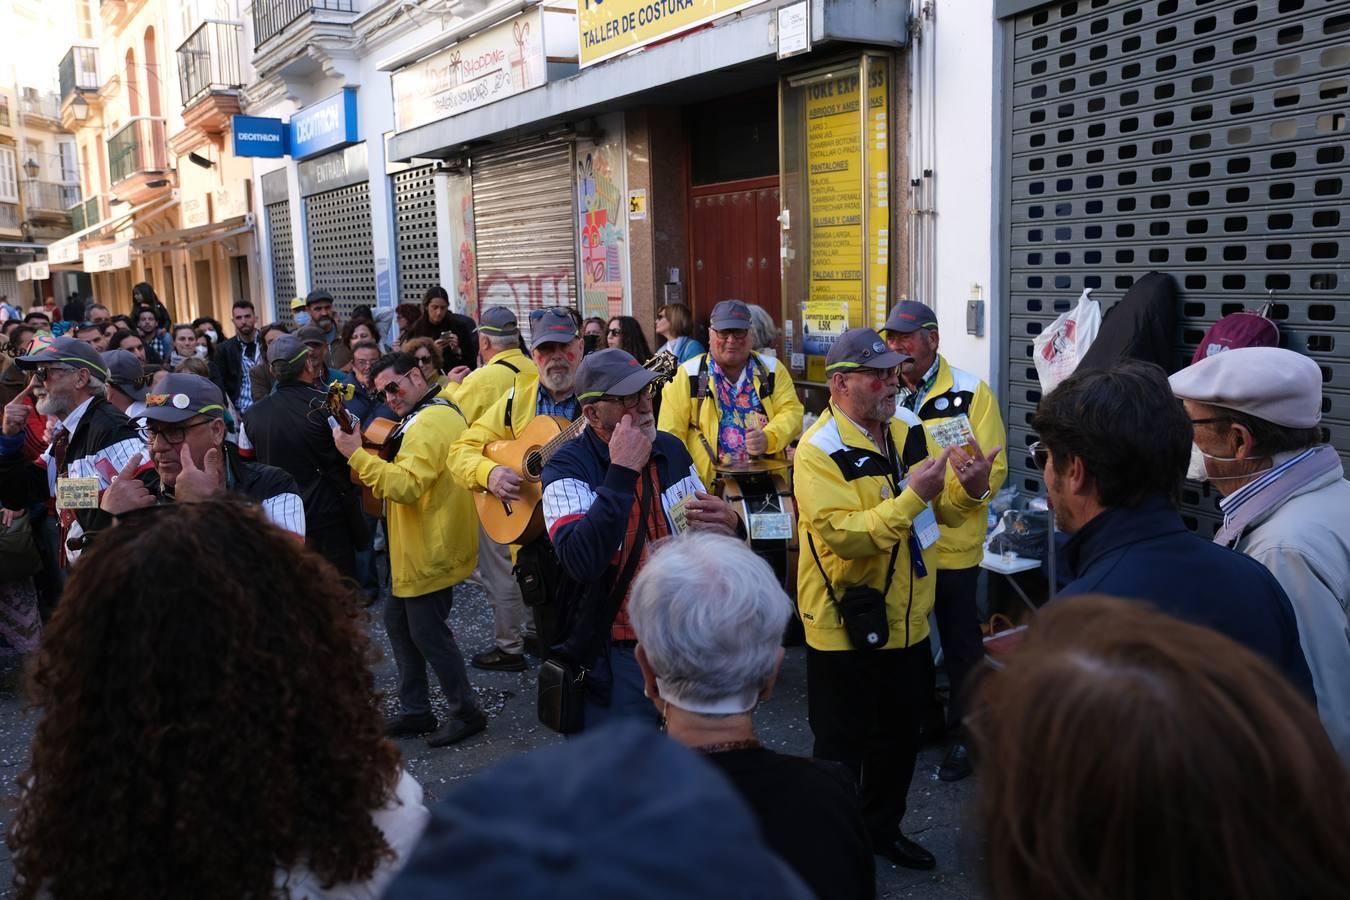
<box><xmin>537</xmin><ymin>467</ymin><xmax>655</xmax><ymax>733</ymax></box>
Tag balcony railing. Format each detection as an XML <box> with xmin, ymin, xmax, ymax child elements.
<box><xmin>0</xmin><ymin>101</ymin><xmax>9</xmax><ymax>128</ymax></box>
<box><xmin>69</xmin><ymin>194</ymin><xmax>104</xmax><ymax>232</ymax></box>
<box><xmin>20</xmin><ymin>93</ymin><xmax>62</xmax><ymax>122</ymax></box>
<box><xmin>178</xmin><ymin>20</ymin><xmax>244</xmax><ymax>107</ymax></box>
<box><xmin>21</xmin><ymin>181</ymin><xmax>80</xmax><ymax>213</ymax></box>
<box><xmin>107</xmin><ymin>117</ymin><xmax>168</xmax><ymax>185</ymax></box>
<box><xmin>59</xmin><ymin>46</ymin><xmax>100</xmax><ymax>102</ymax></box>
<box><xmin>0</xmin><ymin>202</ymin><xmax>18</xmax><ymax>229</ymax></box>
<box><xmin>253</xmin><ymin>0</ymin><xmax>354</xmax><ymax>49</ymax></box>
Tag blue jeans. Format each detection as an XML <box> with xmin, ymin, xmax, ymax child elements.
<box><xmin>581</xmin><ymin>644</ymin><xmax>661</xmax><ymax>732</ymax></box>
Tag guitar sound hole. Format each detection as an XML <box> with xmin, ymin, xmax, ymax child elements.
<box><xmin>525</xmin><ymin>452</ymin><xmax>543</xmax><ymax>478</ymax></box>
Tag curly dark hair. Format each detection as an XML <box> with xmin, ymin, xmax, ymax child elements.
<box><xmin>9</xmin><ymin>500</ymin><xmax>403</xmax><ymax>900</ymax></box>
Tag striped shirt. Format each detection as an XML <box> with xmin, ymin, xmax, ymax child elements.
<box><xmin>1218</xmin><ymin>448</ymin><xmax>1317</xmax><ymax>528</ymax></box>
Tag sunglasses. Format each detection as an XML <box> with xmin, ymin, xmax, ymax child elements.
<box><xmin>1029</xmin><ymin>440</ymin><xmax>1049</xmax><ymax>470</ymax></box>
<box><xmin>608</xmin><ymin>328</ymin><xmax>622</xmax><ymax>337</ymax></box>
<box><xmin>110</xmin><ymin>374</ymin><xmax>154</xmax><ymax>390</ymax></box>
<box><xmin>380</xmin><ymin>371</ymin><xmax>413</xmax><ymax>397</ymax></box>
<box><xmin>528</xmin><ymin>306</ymin><xmax>573</xmax><ymax>321</ymax></box>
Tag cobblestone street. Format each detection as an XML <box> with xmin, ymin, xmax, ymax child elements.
<box><xmin>0</xmin><ymin>579</ymin><xmax>983</xmax><ymax>899</ymax></box>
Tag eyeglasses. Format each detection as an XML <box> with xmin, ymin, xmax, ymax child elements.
<box><xmin>32</xmin><ymin>365</ymin><xmax>76</xmax><ymax>381</ymax></box>
<box><xmin>138</xmin><ymin>419</ymin><xmax>212</xmax><ymax>445</ymax></box>
<box><xmin>712</xmin><ymin>329</ymin><xmax>749</xmax><ymax>342</ymax></box>
<box><xmin>1189</xmin><ymin>417</ymin><xmax>1230</xmax><ymax>427</ymax></box>
<box><xmin>379</xmin><ymin>371</ymin><xmax>413</xmax><ymax>397</ymax></box>
<box><xmin>598</xmin><ymin>384</ymin><xmax>656</xmax><ymax>409</ymax></box>
<box><xmin>1029</xmin><ymin>440</ymin><xmax>1049</xmax><ymax>470</ymax></box>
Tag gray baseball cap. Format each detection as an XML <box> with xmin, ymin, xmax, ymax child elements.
<box><xmin>479</xmin><ymin>306</ymin><xmax>519</xmax><ymax>336</ymax></box>
<box><xmin>883</xmin><ymin>301</ymin><xmax>939</xmax><ymax>334</ymax></box>
<box><xmin>825</xmin><ymin>328</ymin><xmax>909</xmax><ymax>375</ymax></box>
<box><xmin>267</xmin><ymin>334</ymin><xmax>311</xmax><ymax>376</ymax></box>
<box><xmin>709</xmin><ymin>300</ymin><xmax>752</xmax><ymax>332</ymax></box>
<box><xmin>305</xmin><ymin>288</ymin><xmax>335</xmax><ymax>306</ymax></box>
<box><xmin>127</xmin><ymin>374</ymin><xmax>228</xmax><ymax>424</ymax></box>
<box><xmin>295</xmin><ymin>324</ymin><xmax>328</xmax><ymax>346</ymax></box>
<box><xmin>528</xmin><ymin>308</ymin><xmax>579</xmax><ymax>350</ymax></box>
<box><xmin>575</xmin><ymin>348</ymin><xmax>659</xmax><ymax>404</ymax></box>
<box><xmin>17</xmin><ymin>336</ymin><xmax>110</xmax><ymax>379</ymax></box>
<box><xmin>100</xmin><ymin>349</ymin><xmax>150</xmax><ymax>402</ymax></box>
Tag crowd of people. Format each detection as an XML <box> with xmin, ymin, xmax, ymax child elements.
<box><xmin>0</xmin><ymin>284</ymin><xmax>1347</xmax><ymax>898</ymax></box>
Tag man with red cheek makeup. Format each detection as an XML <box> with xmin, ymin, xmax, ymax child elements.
<box><xmin>794</xmin><ymin>328</ymin><xmax>994</xmax><ymax>873</ymax></box>
<box><xmin>882</xmin><ymin>301</ymin><xmax>1006</xmax><ymax>783</ymax></box>
<box><xmin>450</xmin><ymin>308</ymin><xmax>586</xmax><ymax>655</ymax></box>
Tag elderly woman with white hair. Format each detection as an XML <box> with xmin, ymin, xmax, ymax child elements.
<box><xmin>629</xmin><ymin>532</ymin><xmax>875</xmax><ymax>900</ymax></box>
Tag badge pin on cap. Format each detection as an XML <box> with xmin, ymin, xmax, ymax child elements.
<box><xmin>172</xmin><ymin>394</ymin><xmax>190</xmax><ymax>409</ymax></box>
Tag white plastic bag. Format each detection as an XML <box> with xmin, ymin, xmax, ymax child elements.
<box><xmin>1033</xmin><ymin>289</ymin><xmax>1101</xmax><ymax>393</ymax></box>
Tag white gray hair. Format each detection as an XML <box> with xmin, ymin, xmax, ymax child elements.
<box><xmin>628</xmin><ymin>532</ymin><xmax>792</xmax><ymax>715</ymax></box>
<box><xmin>485</xmin><ymin>332</ymin><xmax>519</xmax><ymax>351</ymax></box>
<box><xmin>85</xmin><ymin>374</ymin><xmax>107</xmax><ymax>398</ymax></box>
<box><xmin>747</xmin><ymin>304</ymin><xmax>778</xmax><ymax>352</ymax></box>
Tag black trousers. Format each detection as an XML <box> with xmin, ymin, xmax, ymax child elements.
<box><xmin>308</xmin><ymin>521</ymin><xmax>358</xmax><ymax>583</ymax></box>
<box><xmin>933</xmin><ymin>566</ymin><xmax>984</xmax><ymax>728</ymax></box>
<box><xmin>807</xmin><ymin>642</ymin><xmax>934</xmax><ymax>846</ymax></box>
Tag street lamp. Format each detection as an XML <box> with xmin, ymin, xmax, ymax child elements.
<box><xmin>70</xmin><ymin>93</ymin><xmax>89</xmax><ymax>122</ymax></box>
<box><xmin>22</xmin><ymin>158</ymin><xmax>39</xmax><ymax>180</ymax></box>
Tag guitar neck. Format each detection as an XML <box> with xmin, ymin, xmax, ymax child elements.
<box><xmin>537</xmin><ymin>416</ymin><xmax>588</xmax><ymax>465</ymax></box>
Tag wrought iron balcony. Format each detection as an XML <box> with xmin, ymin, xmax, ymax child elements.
<box><xmin>178</xmin><ymin>20</ymin><xmax>244</xmax><ymax>108</ymax></box>
<box><xmin>20</xmin><ymin>92</ymin><xmax>62</xmax><ymax>124</ymax></box>
<box><xmin>253</xmin><ymin>0</ymin><xmax>354</xmax><ymax>49</ymax></box>
<box><xmin>108</xmin><ymin>117</ymin><xmax>168</xmax><ymax>185</ymax></box>
<box><xmin>59</xmin><ymin>46</ymin><xmax>100</xmax><ymax>103</ymax></box>
<box><xmin>21</xmin><ymin>181</ymin><xmax>81</xmax><ymax>214</ymax></box>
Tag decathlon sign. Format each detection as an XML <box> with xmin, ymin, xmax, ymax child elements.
<box><xmin>232</xmin><ymin>115</ymin><xmax>288</xmax><ymax>158</ymax></box>
<box><xmin>289</xmin><ymin>88</ymin><xmax>360</xmax><ymax>160</ymax></box>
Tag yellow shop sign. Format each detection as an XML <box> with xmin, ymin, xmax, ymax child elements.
<box><xmin>578</xmin><ymin>0</ymin><xmax>765</xmax><ymax>68</ymax></box>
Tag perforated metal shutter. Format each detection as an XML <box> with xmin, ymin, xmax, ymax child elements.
<box><xmin>304</xmin><ymin>181</ymin><xmax>376</xmax><ymax>323</ymax></box>
<box><xmin>393</xmin><ymin>164</ymin><xmax>441</xmax><ymax>306</ymax></box>
<box><xmin>472</xmin><ymin>141</ymin><xmax>576</xmax><ymax>342</ymax></box>
<box><xmin>1004</xmin><ymin>0</ymin><xmax>1350</xmax><ymax>535</ymax></box>
<box><xmin>265</xmin><ymin>200</ymin><xmax>295</xmax><ymax>313</ymax></box>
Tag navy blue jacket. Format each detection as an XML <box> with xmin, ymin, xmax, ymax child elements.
<box><xmin>1060</xmin><ymin>495</ymin><xmax>1316</xmax><ymax>699</ymax></box>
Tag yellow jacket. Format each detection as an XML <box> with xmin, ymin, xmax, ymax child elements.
<box><xmin>907</xmin><ymin>355</ymin><xmax>1007</xmax><ymax>569</ymax></box>
<box><xmin>455</xmin><ymin>348</ymin><xmax>536</xmax><ymax>426</ymax></box>
<box><xmin>349</xmin><ymin>395</ymin><xmax>478</xmax><ymax>598</ymax></box>
<box><xmin>657</xmin><ymin>352</ymin><xmax>804</xmax><ymax>487</ymax></box>
<box><xmin>795</xmin><ymin>403</ymin><xmax>981</xmax><ymax>652</ymax></box>
<box><xmin>448</xmin><ymin>374</ymin><xmax>548</xmax><ymax>493</ymax></box>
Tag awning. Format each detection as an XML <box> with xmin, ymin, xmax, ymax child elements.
<box><xmin>46</xmin><ymin>191</ymin><xmax>181</xmax><ymax>263</ymax></box>
<box><xmin>132</xmin><ymin>214</ymin><xmax>254</xmax><ymax>253</ymax></box>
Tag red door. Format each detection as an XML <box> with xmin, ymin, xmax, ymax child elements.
<box><xmin>690</xmin><ymin>176</ymin><xmax>782</xmax><ymax>346</ymax></box>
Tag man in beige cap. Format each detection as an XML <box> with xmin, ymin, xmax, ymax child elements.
<box><xmin>1171</xmin><ymin>346</ymin><xmax>1350</xmax><ymax>761</ymax></box>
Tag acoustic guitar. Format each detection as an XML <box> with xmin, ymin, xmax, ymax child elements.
<box><xmin>475</xmin><ymin>352</ymin><xmax>678</xmax><ymax>545</ymax></box>
<box><xmin>326</xmin><ymin>381</ymin><xmax>398</xmax><ymax>518</ymax></box>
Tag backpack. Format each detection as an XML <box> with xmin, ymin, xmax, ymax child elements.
<box><xmin>1191</xmin><ymin>299</ymin><xmax>1280</xmax><ymax>365</ymax></box>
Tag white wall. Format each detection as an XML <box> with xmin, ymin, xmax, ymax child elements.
<box><xmin>926</xmin><ymin>0</ymin><xmax>998</xmax><ymax>384</ymax></box>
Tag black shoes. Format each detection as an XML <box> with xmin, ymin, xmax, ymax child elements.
<box><xmin>939</xmin><ymin>740</ymin><xmax>974</xmax><ymax>782</ymax></box>
<box><xmin>426</xmin><ymin>710</ymin><xmax>488</xmax><ymax>747</ymax></box>
<box><xmin>874</xmin><ymin>834</ymin><xmax>937</xmax><ymax>870</ymax></box>
<box><xmin>384</xmin><ymin>712</ymin><xmax>438</xmax><ymax>738</ymax></box>
<box><xmin>471</xmin><ymin>648</ymin><xmax>528</xmax><ymax>672</ymax></box>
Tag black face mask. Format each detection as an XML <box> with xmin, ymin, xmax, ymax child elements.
<box><xmin>583</xmin><ymin>334</ymin><xmax>601</xmax><ymax>354</ymax></box>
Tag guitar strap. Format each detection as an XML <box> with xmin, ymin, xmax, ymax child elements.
<box><xmin>494</xmin><ymin>358</ymin><xmax>521</xmax><ymax>374</ymax></box>
<box><xmin>387</xmin><ymin>389</ymin><xmax>459</xmax><ymax>459</ymax></box>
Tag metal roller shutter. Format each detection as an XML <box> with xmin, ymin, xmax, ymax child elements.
<box><xmin>265</xmin><ymin>200</ymin><xmax>295</xmax><ymax>313</ymax></box>
<box><xmin>305</xmin><ymin>181</ymin><xmax>376</xmax><ymax>323</ymax></box>
<box><xmin>1004</xmin><ymin>0</ymin><xmax>1350</xmax><ymax>535</ymax></box>
<box><xmin>472</xmin><ymin>141</ymin><xmax>576</xmax><ymax>342</ymax></box>
<box><xmin>0</xmin><ymin>269</ymin><xmax>21</xmax><ymax>306</ymax></box>
<box><xmin>393</xmin><ymin>164</ymin><xmax>441</xmax><ymax>306</ymax></box>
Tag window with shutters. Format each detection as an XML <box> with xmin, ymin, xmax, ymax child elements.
<box><xmin>0</xmin><ymin>149</ymin><xmax>18</xmax><ymax>203</ymax></box>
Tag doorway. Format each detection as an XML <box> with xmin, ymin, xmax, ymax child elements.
<box><xmin>685</xmin><ymin>89</ymin><xmax>782</xmax><ymax>348</ymax></box>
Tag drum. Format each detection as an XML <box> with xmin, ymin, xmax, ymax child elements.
<box><xmin>717</xmin><ymin>464</ymin><xmax>798</xmax><ymax>598</ymax></box>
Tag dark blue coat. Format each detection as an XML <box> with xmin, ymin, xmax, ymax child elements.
<box><xmin>1059</xmin><ymin>495</ymin><xmax>1316</xmax><ymax>700</ymax></box>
